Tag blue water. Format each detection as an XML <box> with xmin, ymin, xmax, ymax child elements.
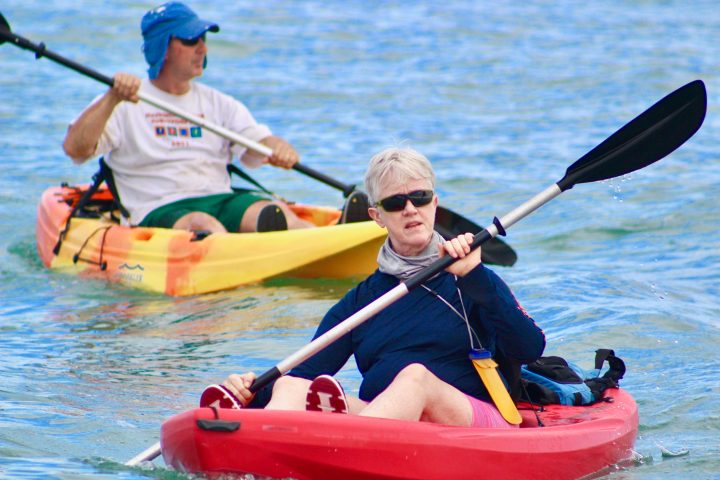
<box><xmin>1</xmin><ymin>1</ymin><xmax>719</xmax><ymax>479</ymax></box>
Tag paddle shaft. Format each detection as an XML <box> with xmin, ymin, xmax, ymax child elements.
<box><xmin>126</xmin><ymin>442</ymin><xmax>161</xmax><ymax>466</ymax></box>
<box><xmin>123</xmin><ymin>78</ymin><xmax>706</xmax><ymax>465</ymax></box>
<box><xmin>251</xmin><ymin>71</ymin><xmax>710</xmax><ymax>389</ymax></box>
<box><xmin>293</xmin><ymin>163</ymin><xmax>356</xmax><ymax>197</ymax></box>
<box><xmin>16</xmin><ymin>38</ymin><xmax>403</xmax><ymax>203</ymax></box>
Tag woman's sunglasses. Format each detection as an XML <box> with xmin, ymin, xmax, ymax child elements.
<box><xmin>375</xmin><ymin>190</ymin><xmax>434</xmax><ymax>212</ymax></box>
<box><xmin>178</xmin><ymin>33</ymin><xmax>206</xmax><ymax>47</ymax></box>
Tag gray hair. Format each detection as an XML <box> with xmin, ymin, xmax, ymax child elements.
<box><xmin>364</xmin><ymin>147</ymin><xmax>436</xmax><ymax>204</ymax></box>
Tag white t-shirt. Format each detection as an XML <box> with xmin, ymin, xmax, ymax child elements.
<box><xmin>87</xmin><ymin>79</ymin><xmax>272</xmax><ymax>224</ymax></box>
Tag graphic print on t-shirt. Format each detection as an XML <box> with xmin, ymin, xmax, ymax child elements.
<box><xmin>147</xmin><ymin>111</ymin><xmax>203</xmax><ymax>148</ymax></box>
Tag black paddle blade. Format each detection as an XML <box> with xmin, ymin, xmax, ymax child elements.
<box><xmin>558</xmin><ymin>80</ymin><xmax>707</xmax><ymax>191</ymax></box>
<box><xmin>0</xmin><ymin>14</ymin><xmax>12</xmax><ymax>44</ymax></box>
<box><xmin>435</xmin><ymin>206</ymin><xmax>517</xmax><ymax>267</ymax></box>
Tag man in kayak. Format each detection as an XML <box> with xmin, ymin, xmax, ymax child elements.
<box><xmin>63</xmin><ymin>2</ymin><xmax>367</xmax><ymax>233</ymax></box>
<box><xmin>214</xmin><ymin>147</ymin><xmax>545</xmax><ymax>428</ymax></box>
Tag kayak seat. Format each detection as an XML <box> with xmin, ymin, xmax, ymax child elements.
<box><xmin>339</xmin><ymin>191</ymin><xmax>371</xmax><ymax>224</ymax></box>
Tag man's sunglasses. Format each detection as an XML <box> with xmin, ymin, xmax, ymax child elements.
<box><xmin>178</xmin><ymin>33</ymin><xmax>206</xmax><ymax>47</ymax></box>
<box><xmin>375</xmin><ymin>190</ymin><xmax>434</xmax><ymax>212</ymax></box>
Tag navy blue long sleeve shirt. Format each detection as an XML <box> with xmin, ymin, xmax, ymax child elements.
<box><xmin>290</xmin><ymin>264</ymin><xmax>545</xmax><ymax>402</ymax></box>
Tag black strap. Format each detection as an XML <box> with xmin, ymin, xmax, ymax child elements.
<box><xmin>99</xmin><ymin>158</ymin><xmax>130</xmax><ymax>219</ymax></box>
<box><xmin>52</xmin><ymin>166</ymin><xmax>105</xmax><ymax>255</ymax></box>
<box><xmin>519</xmin><ymin>378</ymin><xmax>560</xmax><ymax>406</ymax></box>
<box><xmin>593</xmin><ymin>348</ymin><xmax>626</xmax><ymax>383</ymax></box>
<box><xmin>584</xmin><ymin>349</ymin><xmax>627</xmax><ymax>402</ymax></box>
<box><xmin>226</xmin><ymin>163</ymin><xmax>275</xmax><ymax>197</ymax></box>
<box><xmin>53</xmin><ymin>157</ymin><xmax>131</xmax><ymax>255</ymax></box>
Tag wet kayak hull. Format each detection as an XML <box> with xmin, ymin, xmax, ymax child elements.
<box><xmin>160</xmin><ymin>388</ymin><xmax>638</xmax><ymax>480</ymax></box>
<box><xmin>36</xmin><ymin>185</ymin><xmax>386</xmax><ymax>295</ymax></box>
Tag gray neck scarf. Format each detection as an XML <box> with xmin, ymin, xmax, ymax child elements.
<box><xmin>377</xmin><ymin>230</ymin><xmax>445</xmax><ymax>280</ymax></box>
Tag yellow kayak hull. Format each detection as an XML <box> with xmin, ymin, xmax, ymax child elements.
<box><xmin>36</xmin><ymin>185</ymin><xmax>386</xmax><ymax>296</ymax></box>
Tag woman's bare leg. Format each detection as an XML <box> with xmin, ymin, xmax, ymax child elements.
<box><xmin>358</xmin><ymin>363</ymin><xmax>473</xmax><ymax>426</ymax></box>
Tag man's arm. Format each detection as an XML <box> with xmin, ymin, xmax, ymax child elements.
<box><xmin>63</xmin><ymin>73</ymin><xmax>141</xmax><ymax>163</ymax></box>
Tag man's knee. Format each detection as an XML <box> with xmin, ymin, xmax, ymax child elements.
<box><xmin>173</xmin><ymin>211</ymin><xmax>226</xmax><ymax>233</ymax></box>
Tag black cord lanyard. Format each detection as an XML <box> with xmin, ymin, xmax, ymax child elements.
<box><xmin>420</xmin><ymin>279</ymin><xmax>482</xmax><ymax>350</ymax></box>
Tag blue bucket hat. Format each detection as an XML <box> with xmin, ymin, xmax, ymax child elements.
<box><xmin>141</xmin><ymin>2</ymin><xmax>220</xmax><ymax>79</ymax></box>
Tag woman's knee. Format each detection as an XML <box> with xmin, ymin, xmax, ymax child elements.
<box><xmin>271</xmin><ymin>375</ymin><xmax>314</xmax><ymax>400</ymax></box>
<box><xmin>266</xmin><ymin>375</ymin><xmax>312</xmax><ymax>410</ymax></box>
<box><xmin>394</xmin><ymin>363</ymin><xmax>432</xmax><ymax>386</ymax></box>
<box><xmin>272</xmin><ymin>375</ymin><xmax>309</xmax><ymax>392</ymax></box>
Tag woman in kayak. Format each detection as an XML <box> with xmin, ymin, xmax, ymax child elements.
<box><xmin>217</xmin><ymin>147</ymin><xmax>545</xmax><ymax>428</ymax></box>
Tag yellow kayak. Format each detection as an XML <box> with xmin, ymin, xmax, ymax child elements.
<box><xmin>36</xmin><ymin>184</ymin><xmax>386</xmax><ymax>296</ymax></box>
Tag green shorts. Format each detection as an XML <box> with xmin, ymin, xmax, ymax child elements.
<box><xmin>139</xmin><ymin>190</ymin><xmax>269</xmax><ymax>232</ymax></box>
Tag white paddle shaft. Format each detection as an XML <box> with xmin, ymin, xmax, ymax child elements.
<box><xmin>277</xmin><ymin>284</ymin><xmax>409</xmax><ymax>373</ymax></box>
<box><xmin>137</xmin><ymin>91</ymin><xmax>274</xmax><ymax>157</ymax></box>
<box><xmin>487</xmin><ymin>184</ymin><xmax>563</xmax><ymax>237</ymax></box>
<box><xmin>125</xmin><ymin>441</ymin><xmax>161</xmax><ymax>466</ymax></box>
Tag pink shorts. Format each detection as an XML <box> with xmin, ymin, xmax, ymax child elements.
<box><xmin>465</xmin><ymin>395</ymin><xmax>519</xmax><ymax>429</ymax></box>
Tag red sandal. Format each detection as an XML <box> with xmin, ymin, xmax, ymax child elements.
<box><xmin>305</xmin><ymin>375</ymin><xmax>348</xmax><ymax>414</ymax></box>
<box><xmin>199</xmin><ymin>384</ymin><xmax>242</xmax><ymax>409</ymax></box>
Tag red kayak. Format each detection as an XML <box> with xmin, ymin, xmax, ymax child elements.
<box><xmin>160</xmin><ymin>387</ymin><xmax>638</xmax><ymax>480</ymax></box>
